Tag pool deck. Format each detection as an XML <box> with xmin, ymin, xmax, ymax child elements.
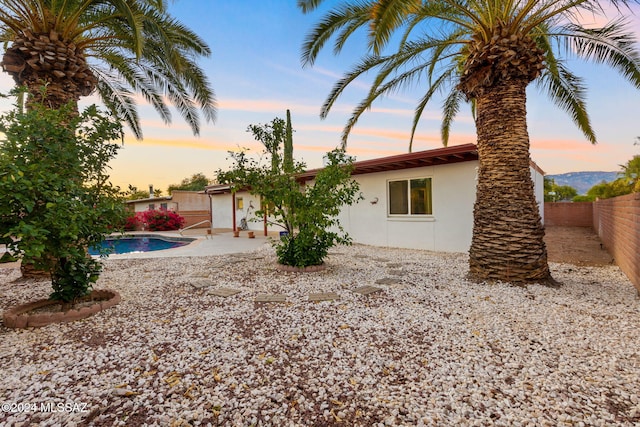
<box><xmin>104</xmin><ymin>229</ymin><xmax>272</xmax><ymax>259</ymax></box>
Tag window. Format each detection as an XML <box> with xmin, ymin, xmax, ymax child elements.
<box><xmin>148</xmin><ymin>203</ymin><xmax>155</xmax><ymax>210</ymax></box>
<box><xmin>160</xmin><ymin>203</ymin><xmax>168</xmax><ymax>210</ymax></box>
<box><xmin>388</xmin><ymin>178</ymin><xmax>432</xmax><ymax>215</ymax></box>
<box><xmin>236</xmin><ymin>197</ymin><xmax>243</xmax><ymax>210</ymax></box>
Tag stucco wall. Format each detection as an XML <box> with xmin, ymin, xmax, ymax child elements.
<box><xmin>593</xmin><ymin>193</ymin><xmax>640</xmax><ymax>293</ymax></box>
<box><xmin>132</xmin><ymin>200</ymin><xmax>174</xmax><ymax>212</ymax></box>
<box><xmin>170</xmin><ymin>191</ymin><xmax>209</xmax><ymax>211</ymax></box>
<box><xmin>337</xmin><ymin>161</ymin><xmax>477</xmax><ymax>252</ymax></box>
<box><xmin>544</xmin><ymin>202</ymin><xmax>593</xmax><ymax>227</ymax></box>
<box><xmin>210</xmin><ymin>161</ymin><xmax>544</xmax><ymax>253</ymax></box>
<box><xmin>211</xmin><ymin>191</ymin><xmax>275</xmax><ymax>232</ymax></box>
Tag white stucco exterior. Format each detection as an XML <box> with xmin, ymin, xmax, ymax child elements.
<box><xmin>337</xmin><ymin>161</ymin><xmax>478</xmax><ymax>252</ymax></box>
<box><xmin>334</xmin><ymin>161</ymin><xmax>544</xmax><ymax>253</ymax></box>
<box><xmin>207</xmin><ymin>144</ymin><xmax>545</xmax><ymax>253</ymax></box>
<box><xmin>210</xmin><ymin>192</ymin><xmax>273</xmax><ymax>232</ymax></box>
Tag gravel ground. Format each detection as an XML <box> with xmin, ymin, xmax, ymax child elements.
<box><xmin>0</xmin><ymin>244</ymin><xmax>639</xmax><ymax>426</ymax></box>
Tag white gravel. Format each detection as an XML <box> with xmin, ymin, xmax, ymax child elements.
<box><xmin>0</xmin><ymin>244</ymin><xmax>639</xmax><ymax>426</ymax></box>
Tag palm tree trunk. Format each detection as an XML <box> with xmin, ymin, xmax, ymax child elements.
<box><xmin>468</xmin><ymin>79</ymin><xmax>555</xmax><ymax>285</ymax></box>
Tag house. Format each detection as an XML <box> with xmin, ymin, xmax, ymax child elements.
<box><xmin>125</xmin><ymin>190</ymin><xmax>211</xmax><ymax>229</ymax></box>
<box><xmin>205</xmin><ymin>143</ymin><xmax>545</xmax><ymax>253</ymax></box>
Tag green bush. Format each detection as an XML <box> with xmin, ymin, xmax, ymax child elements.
<box><xmin>0</xmin><ymin>101</ymin><xmax>127</xmax><ymax>303</ymax></box>
<box><xmin>218</xmin><ymin>116</ymin><xmax>360</xmax><ymax>268</ymax></box>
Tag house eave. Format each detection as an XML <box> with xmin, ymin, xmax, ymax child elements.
<box><xmin>296</xmin><ymin>143</ymin><xmax>479</xmax><ymax>181</ymax></box>
<box><xmin>124</xmin><ymin>196</ymin><xmax>172</xmax><ymax>205</ymax></box>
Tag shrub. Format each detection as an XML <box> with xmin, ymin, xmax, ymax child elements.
<box><xmin>135</xmin><ymin>210</ymin><xmax>185</xmax><ymax>231</ymax></box>
<box><xmin>123</xmin><ymin>214</ymin><xmax>139</xmax><ymax>231</ymax></box>
<box><xmin>219</xmin><ymin>148</ymin><xmax>360</xmax><ymax>268</ymax></box>
<box><xmin>0</xmin><ymin>102</ymin><xmax>127</xmax><ymax>303</ymax></box>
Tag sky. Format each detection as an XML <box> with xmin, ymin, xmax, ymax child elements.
<box><xmin>0</xmin><ymin>1</ymin><xmax>639</xmax><ymax>193</ymax></box>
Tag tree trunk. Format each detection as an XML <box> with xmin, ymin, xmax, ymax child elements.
<box><xmin>468</xmin><ymin>79</ymin><xmax>555</xmax><ymax>285</ymax></box>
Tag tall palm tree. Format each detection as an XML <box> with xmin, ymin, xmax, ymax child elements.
<box><xmin>0</xmin><ymin>0</ymin><xmax>216</xmax><ymax>138</ymax></box>
<box><xmin>299</xmin><ymin>0</ymin><xmax>640</xmax><ymax>285</ymax></box>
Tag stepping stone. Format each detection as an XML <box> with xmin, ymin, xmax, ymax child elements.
<box><xmin>229</xmin><ymin>253</ymin><xmax>257</xmax><ymax>259</ymax></box>
<box><xmin>255</xmin><ymin>294</ymin><xmax>287</xmax><ymax>303</ymax></box>
<box><xmin>210</xmin><ymin>288</ymin><xmax>241</xmax><ymax>297</ymax></box>
<box><xmin>386</xmin><ymin>263</ymin><xmax>403</xmax><ymax>268</ymax></box>
<box><xmin>190</xmin><ymin>279</ymin><xmax>215</xmax><ymax>289</ymax></box>
<box><xmin>190</xmin><ymin>271</ymin><xmax>211</xmax><ymax>278</ymax></box>
<box><xmin>354</xmin><ymin>254</ymin><xmax>369</xmax><ymax>259</ymax></box>
<box><xmin>372</xmin><ymin>257</ymin><xmax>390</xmax><ymax>262</ymax></box>
<box><xmin>388</xmin><ymin>270</ymin><xmax>407</xmax><ymax>276</ymax></box>
<box><xmin>308</xmin><ymin>292</ymin><xmax>340</xmax><ymax>302</ymax></box>
<box><xmin>375</xmin><ymin>277</ymin><xmax>402</xmax><ymax>285</ymax></box>
<box><xmin>353</xmin><ymin>285</ymin><xmax>383</xmax><ymax>296</ymax></box>
<box><xmin>226</xmin><ymin>258</ymin><xmax>246</xmax><ymax>264</ymax></box>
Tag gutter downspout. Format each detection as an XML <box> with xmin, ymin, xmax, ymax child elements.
<box><xmin>208</xmin><ymin>193</ymin><xmax>214</xmax><ymax>235</ymax></box>
<box><xmin>232</xmin><ymin>193</ymin><xmax>236</xmax><ymax>231</ymax></box>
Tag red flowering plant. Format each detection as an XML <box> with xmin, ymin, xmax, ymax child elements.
<box><xmin>123</xmin><ymin>215</ymin><xmax>139</xmax><ymax>231</ymax></box>
<box><xmin>125</xmin><ymin>210</ymin><xmax>185</xmax><ymax>231</ymax></box>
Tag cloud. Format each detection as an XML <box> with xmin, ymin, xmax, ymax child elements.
<box><xmin>123</xmin><ymin>136</ymin><xmax>263</xmax><ymax>152</ymax></box>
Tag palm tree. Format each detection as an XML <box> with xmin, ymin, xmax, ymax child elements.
<box><xmin>0</xmin><ymin>0</ymin><xmax>216</xmax><ymax>138</ymax></box>
<box><xmin>299</xmin><ymin>0</ymin><xmax>640</xmax><ymax>285</ymax></box>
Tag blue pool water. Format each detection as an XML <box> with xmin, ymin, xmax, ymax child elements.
<box><xmin>89</xmin><ymin>236</ymin><xmax>190</xmax><ymax>255</ymax></box>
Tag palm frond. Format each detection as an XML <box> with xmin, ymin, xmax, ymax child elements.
<box><xmin>440</xmin><ymin>82</ymin><xmax>465</xmax><ymax>148</ymax></box>
<box><xmin>562</xmin><ymin>19</ymin><xmax>640</xmax><ymax>89</ymax></box>
<box><xmin>535</xmin><ymin>49</ymin><xmax>596</xmax><ymax>143</ymax></box>
<box><xmin>301</xmin><ymin>2</ymin><xmax>371</xmax><ymax>67</ymax></box>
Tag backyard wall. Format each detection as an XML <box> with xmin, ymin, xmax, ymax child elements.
<box><xmin>544</xmin><ymin>202</ymin><xmax>593</xmax><ymax>227</ymax></box>
<box><xmin>170</xmin><ymin>192</ymin><xmax>210</xmax><ymax>228</ymax></box>
<box><xmin>180</xmin><ymin>210</ymin><xmax>210</xmax><ymax>229</ymax></box>
<box><xmin>592</xmin><ymin>193</ymin><xmax>640</xmax><ymax>293</ymax></box>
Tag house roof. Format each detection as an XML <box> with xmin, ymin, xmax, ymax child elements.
<box><xmin>204</xmin><ymin>184</ymin><xmax>232</xmax><ymax>195</ymax></box>
<box><xmin>205</xmin><ymin>143</ymin><xmax>545</xmax><ymax>193</ymax></box>
<box><xmin>124</xmin><ymin>196</ymin><xmax>172</xmax><ymax>205</ymax></box>
<box><xmin>296</xmin><ymin>143</ymin><xmax>479</xmax><ymax>181</ymax></box>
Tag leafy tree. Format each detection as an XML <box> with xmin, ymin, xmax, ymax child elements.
<box><xmin>218</xmin><ymin>116</ymin><xmax>361</xmax><ymax>268</ymax></box>
<box><xmin>299</xmin><ymin>0</ymin><xmax>640</xmax><ymax>284</ymax></box>
<box><xmin>0</xmin><ymin>0</ymin><xmax>216</xmax><ymax>138</ymax></box>
<box><xmin>125</xmin><ymin>185</ymin><xmax>153</xmax><ymax>201</ymax></box>
<box><xmin>576</xmin><ymin>154</ymin><xmax>640</xmax><ymax>200</ymax></box>
<box><xmin>581</xmin><ymin>179</ymin><xmax>634</xmax><ymax>200</ymax></box>
<box><xmin>544</xmin><ymin>178</ymin><xmax>578</xmax><ymax>202</ymax></box>
<box><xmin>167</xmin><ymin>173</ymin><xmax>211</xmax><ymax>193</ymax></box>
<box><xmin>247</xmin><ymin>117</ymin><xmax>287</xmax><ymax>172</ymax></box>
<box><xmin>0</xmin><ymin>102</ymin><xmax>127</xmax><ymax>303</ymax></box>
<box><xmin>620</xmin><ymin>155</ymin><xmax>640</xmax><ymax>192</ymax></box>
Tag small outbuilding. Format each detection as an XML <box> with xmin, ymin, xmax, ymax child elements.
<box><xmin>205</xmin><ymin>143</ymin><xmax>545</xmax><ymax>253</ymax></box>
<box><xmin>125</xmin><ymin>190</ymin><xmax>211</xmax><ymax>229</ymax></box>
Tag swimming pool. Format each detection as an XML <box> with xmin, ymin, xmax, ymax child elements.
<box><xmin>89</xmin><ymin>236</ymin><xmax>194</xmax><ymax>256</ymax></box>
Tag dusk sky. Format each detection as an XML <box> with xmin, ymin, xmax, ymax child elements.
<box><xmin>1</xmin><ymin>1</ymin><xmax>639</xmax><ymax>193</ymax></box>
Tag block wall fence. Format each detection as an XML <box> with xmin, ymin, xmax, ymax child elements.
<box><xmin>592</xmin><ymin>193</ymin><xmax>640</xmax><ymax>293</ymax></box>
<box><xmin>544</xmin><ymin>202</ymin><xmax>593</xmax><ymax>227</ymax></box>
<box><xmin>545</xmin><ymin>195</ymin><xmax>639</xmax><ymax>293</ymax></box>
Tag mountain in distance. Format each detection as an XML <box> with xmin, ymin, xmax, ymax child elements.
<box><xmin>546</xmin><ymin>171</ymin><xmax>619</xmax><ymax>195</ymax></box>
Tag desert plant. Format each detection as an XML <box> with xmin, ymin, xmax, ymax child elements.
<box><xmin>218</xmin><ymin>115</ymin><xmax>361</xmax><ymax>267</ymax></box>
<box><xmin>0</xmin><ymin>100</ymin><xmax>127</xmax><ymax>303</ymax></box>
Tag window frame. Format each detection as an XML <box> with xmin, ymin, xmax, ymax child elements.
<box><xmin>387</xmin><ymin>176</ymin><xmax>433</xmax><ymax>217</ymax></box>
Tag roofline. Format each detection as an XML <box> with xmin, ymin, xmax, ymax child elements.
<box><xmin>297</xmin><ymin>143</ymin><xmax>479</xmax><ymax>181</ymax></box>
<box><xmin>124</xmin><ymin>196</ymin><xmax>172</xmax><ymax>204</ymax></box>
<box><xmin>205</xmin><ymin>142</ymin><xmax>545</xmax><ymax>192</ymax></box>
